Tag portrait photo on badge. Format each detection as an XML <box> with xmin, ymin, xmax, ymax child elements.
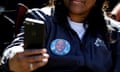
<box><xmin>50</xmin><ymin>39</ymin><xmax>71</xmax><ymax>55</ymax></box>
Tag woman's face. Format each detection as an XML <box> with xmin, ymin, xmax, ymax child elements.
<box><xmin>55</xmin><ymin>40</ymin><xmax>66</xmax><ymax>52</ymax></box>
<box><xmin>63</xmin><ymin>0</ymin><xmax>96</xmax><ymax>15</ymax></box>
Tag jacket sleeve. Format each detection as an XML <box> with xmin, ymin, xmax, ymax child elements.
<box><xmin>0</xmin><ymin>8</ymin><xmax>49</xmax><ymax>72</ymax></box>
<box><xmin>104</xmin><ymin>12</ymin><xmax>120</xmax><ymax>32</ymax></box>
<box><xmin>0</xmin><ymin>28</ymin><xmax>24</xmax><ymax>72</ymax></box>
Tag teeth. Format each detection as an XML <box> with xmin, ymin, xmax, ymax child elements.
<box><xmin>72</xmin><ymin>0</ymin><xmax>85</xmax><ymax>3</ymax></box>
<box><xmin>74</xmin><ymin>1</ymin><xmax>80</xmax><ymax>3</ymax></box>
<box><xmin>72</xmin><ymin>0</ymin><xmax>83</xmax><ymax>4</ymax></box>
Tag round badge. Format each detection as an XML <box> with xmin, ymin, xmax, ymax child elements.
<box><xmin>50</xmin><ymin>39</ymin><xmax>71</xmax><ymax>55</ymax></box>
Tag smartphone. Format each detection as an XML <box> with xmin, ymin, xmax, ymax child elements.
<box><xmin>24</xmin><ymin>18</ymin><xmax>46</xmax><ymax>49</ymax></box>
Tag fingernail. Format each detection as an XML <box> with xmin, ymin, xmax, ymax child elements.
<box><xmin>42</xmin><ymin>59</ymin><xmax>48</xmax><ymax>62</ymax></box>
<box><xmin>42</xmin><ymin>48</ymin><xmax>47</xmax><ymax>52</ymax></box>
<box><xmin>43</xmin><ymin>53</ymin><xmax>49</xmax><ymax>57</ymax></box>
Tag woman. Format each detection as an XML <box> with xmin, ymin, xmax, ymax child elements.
<box><xmin>1</xmin><ymin>0</ymin><xmax>119</xmax><ymax>72</ymax></box>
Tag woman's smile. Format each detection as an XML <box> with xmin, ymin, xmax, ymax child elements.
<box><xmin>71</xmin><ymin>0</ymin><xmax>85</xmax><ymax>4</ymax></box>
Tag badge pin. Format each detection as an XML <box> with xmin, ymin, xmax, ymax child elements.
<box><xmin>50</xmin><ymin>39</ymin><xmax>71</xmax><ymax>55</ymax></box>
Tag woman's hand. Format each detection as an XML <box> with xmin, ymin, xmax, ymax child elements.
<box><xmin>9</xmin><ymin>48</ymin><xmax>49</xmax><ymax>72</ymax></box>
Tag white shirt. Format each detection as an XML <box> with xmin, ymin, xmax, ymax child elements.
<box><xmin>68</xmin><ymin>17</ymin><xmax>86</xmax><ymax>40</ymax></box>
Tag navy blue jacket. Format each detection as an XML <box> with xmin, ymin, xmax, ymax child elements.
<box><xmin>1</xmin><ymin>8</ymin><xmax>120</xmax><ymax>72</ymax></box>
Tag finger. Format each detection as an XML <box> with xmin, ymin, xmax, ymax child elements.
<box><xmin>25</xmin><ymin>53</ymin><xmax>49</xmax><ymax>63</ymax></box>
<box><xmin>21</xmin><ymin>48</ymin><xmax>47</xmax><ymax>56</ymax></box>
<box><xmin>10</xmin><ymin>53</ymin><xmax>32</xmax><ymax>72</ymax></box>
<box><xmin>30</xmin><ymin>59</ymin><xmax>48</xmax><ymax>71</ymax></box>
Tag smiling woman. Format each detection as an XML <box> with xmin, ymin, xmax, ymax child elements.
<box><xmin>1</xmin><ymin>0</ymin><xmax>120</xmax><ymax>72</ymax></box>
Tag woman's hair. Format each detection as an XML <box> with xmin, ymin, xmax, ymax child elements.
<box><xmin>54</xmin><ymin>0</ymin><xmax>109</xmax><ymax>41</ymax></box>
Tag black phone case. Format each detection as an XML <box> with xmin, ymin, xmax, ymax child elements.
<box><xmin>24</xmin><ymin>18</ymin><xmax>45</xmax><ymax>49</ymax></box>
